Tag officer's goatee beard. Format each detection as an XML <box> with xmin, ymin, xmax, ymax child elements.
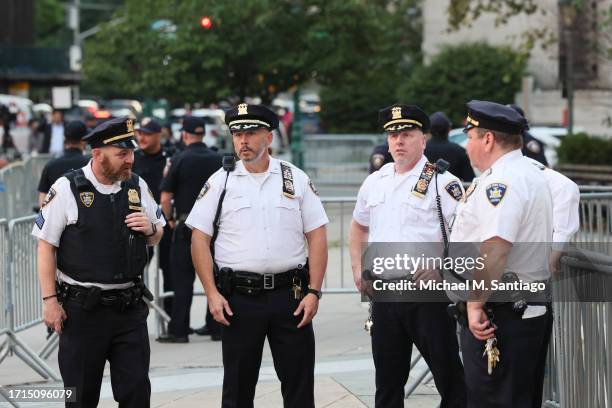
<box><xmin>101</xmin><ymin>155</ymin><xmax>132</xmax><ymax>182</ymax></box>
<box><xmin>241</xmin><ymin>145</ymin><xmax>268</xmax><ymax>163</ymax></box>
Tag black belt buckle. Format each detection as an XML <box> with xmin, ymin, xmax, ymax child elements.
<box><xmin>263</xmin><ymin>273</ymin><xmax>274</xmax><ymax>290</ymax></box>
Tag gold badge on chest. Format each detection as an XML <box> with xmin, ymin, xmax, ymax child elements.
<box><xmin>79</xmin><ymin>192</ymin><xmax>95</xmax><ymax>208</ymax></box>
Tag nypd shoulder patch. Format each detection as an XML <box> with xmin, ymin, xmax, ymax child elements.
<box><xmin>197</xmin><ymin>182</ymin><xmax>210</xmax><ymax>200</ymax></box>
<box><xmin>156</xmin><ymin>206</ymin><xmax>162</xmax><ymax>219</ymax></box>
<box><xmin>35</xmin><ymin>212</ymin><xmax>45</xmax><ymax>229</ymax></box>
<box><xmin>41</xmin><ymin>188</ymin><xmax>56</xmax><ymax>208</ymax></box>
<box><xmin>486</xmin><ymin>183</ymin><xmax>507</xmax><ymax>207</ymax></box>
<box><xmin>445</xmin><ymin>180</ymin><xmax>463</xmax><ymax>201</ymax></box>
<box><xmin>308</xmin><ymin>179</ymin><xmax>319</xmax><ymax>196</ymax></box>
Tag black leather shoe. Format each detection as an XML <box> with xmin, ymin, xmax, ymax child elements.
<box><xmin>194</xmin><ymin>325</ymin><xmax>212</xmax><ymax>336</ymax></box>
<box><xmin>211</xmin><ymin>333</ymin><xmax>223</xmax><ymax>342</ymax></box>
<box><xmin>156</xmin><ymin>334</ymin><xmax>189</xmax><ymax>343</ymax></box>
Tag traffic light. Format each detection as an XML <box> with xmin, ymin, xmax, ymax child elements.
<box><xmin>200</xmin><ymin>16</ymin><xmax>213</xmax><ymax>29</ymax></box>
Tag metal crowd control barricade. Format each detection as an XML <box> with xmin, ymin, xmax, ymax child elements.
<box><xmin>0</xmin><ymin>215</ymin><xmax>59</xmax><ymax>382</ymax></box>
<box><xmin>1</xmin><ymin>219</ymin><xmax>9</xmax><ymax>337</ymax></box>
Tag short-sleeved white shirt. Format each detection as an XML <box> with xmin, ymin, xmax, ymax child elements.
<box><xmin>523</xmin><ymin>157</ymin><xmax>580</xmax><ymax>247</ymax></box>
<box><xmin>352</xmin><ymin>155</ymin><xmax>464</xmax><ymax>243</ymax></box>
<box><xmin>186</xmin><ymin>157</ymin><xmax>329</xmax><ymax>274</ymax></box>
<box><xmin>450</xmin><ymin>149</ymin><xmax>553</xmax><ymax>281</ymax></box>
<box><xmin>31</xmin><ymin>160</ymin><xmax>165</xmax><ymax>289</ymax></box>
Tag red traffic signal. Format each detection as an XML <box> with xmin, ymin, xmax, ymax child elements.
<box><xmin>200</xmin><ymin>16</ymin><xmax>213</xmax><ymax>29</ymax></box>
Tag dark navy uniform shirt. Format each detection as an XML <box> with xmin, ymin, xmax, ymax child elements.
<box><xmin>132</xmin><ymin>148</ymin><xmax>169</xmax><ymax>202</ymax></box>
<box><xmin>521</xmin><ymin>131</ymin><xmax>548</xmax><ymax>166</ymax></box>
<box><xmin>425</xmin><ymin>138</ymin><xmax>475</xmax><ymax>182</ymax></box>
<box><xmin>160</xmin><ymin>142</ymin><xmax>222</xmax><ymax>217</ymax></box>
<box><xmin>37</xmin><ymin>147</ymin><xmax>90</xmax><ymax>194</ymax></box>
<box><xmin>368</xmin><ymin>143</ymin><xmax>393</xmax><ymax>173</ymax></box>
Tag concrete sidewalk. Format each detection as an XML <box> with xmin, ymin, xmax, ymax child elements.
<box><xmin>0</xmin><ymin>294</ymin><xmax>440</xmax><ymax>407</ymax></box>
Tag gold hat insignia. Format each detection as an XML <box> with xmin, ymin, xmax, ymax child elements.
<box><xmin>391</xmin><ymin>107</ymin><xmax>402</xmax><ymax>120</ymax></box>
<box><xmin>238</xmin><ymin>103</ymin><xmax>248</xmax><ymax>115</ymax></box>
<box><xmin>126</xmin><ymin>119</ymin><xmax>134</xmax><ymax>133</ymax></box>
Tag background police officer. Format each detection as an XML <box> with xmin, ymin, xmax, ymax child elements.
<box><xmin>368</xmin><ymin>141</ymin><xmax>393</xmax><ymax>173</ymax></box>
<box><xmin>425</xmin><ymin>111</ymin><xmax>475</xmax><ymax>181</ymax></box>
<box><xmin>133</xmin><ymin>117</ymin><xmax>174</xmax><ymax>315</ymax></box>
<box><xmin>187</xmin><ymin>103</ymin><xmax>328</xmax><ymax>408</ymax></box>
<box><xmin>508</xmin><ymin>104</ymin><xmax>549</xmax><ymax>166</ymax></box>
<box><xmin>33</xmin><ymin>117</ymin><xmax>165</xmax><ymax>408</ymax></box>
<box><xmin>450</xmin><ymin>100</ymin><xmax>553</xmax><ymax>408</ymax></box>
<box><xmin>37</xmin><ymin>120</ymin><xmax>90</xmax><ymax>207</ymax></box>
<box><xmin>158</xmin><ymin>116</ymin><xmax>222</xmax><ymax>342</ymax></box>
<box><xmin>349</xmin><ymin>104</ymin><xmax>466</xmax><ymax>408</ymax></box>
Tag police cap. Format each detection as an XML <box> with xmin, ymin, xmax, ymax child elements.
<box><xmin>64</xmin><ymin>120</ymin><xmax>88</xmax><ymax>142</ymax></box>
<box><xmin>225</xmin><ymin>103</ymin><xmax>279</xmax><ymax>132</ymax></box>
<box><xmin>181</xmin><ymin>116</ymin><xmax>206</xmax><ymax>135</ymax></box>
<box><xmin>83</xmin><ymin>116</ymin><xmax>138</xmax><ymax>149</ymax></box>
<box><xmin>138</xmin><ymin>117</ymin><xmax>162</xmax><ymax>134</ymax></box>
<box><xmin>430</xmin><ymin>111</ymin><xmax>452</xmax><ymax>133</ymax></box>
<box><xmin>379</xmin><ymin>104</ymin><xmax>430</xmax><ymax>133</ymax></box>
<box><xmin>464</xmin><ymin>100</ymin><xmax>525</xmax><ymax>135</ymax></box>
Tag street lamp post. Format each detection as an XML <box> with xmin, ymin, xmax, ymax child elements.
<box><xmin>559</xmin><ymin>0</ymin><xmax>577</xmax><ymax>136</ymax></box>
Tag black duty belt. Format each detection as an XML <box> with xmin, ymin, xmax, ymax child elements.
<box><xmin>234</xmin><ymin>269</ymin><xmax>295</xmax><ymax>291</ymax></box>
<box><xmin>60</xmin><ymin>283</ymin><xmax>147</xmax><ymax>311</ymax></box>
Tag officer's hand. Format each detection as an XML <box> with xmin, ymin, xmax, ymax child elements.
<box><xmin>549</xmin><ymin>250</ymin><xmax>563</xmax><ymax>275</ymax></box>
<box><xmin>467</xmin><ymin>304</ymin><xmax>496</xmax><ymax>341</ymax></box>
<box><xmin>294</xmin><ymin>293</ymin><xmax>319</xmax><ymax>328</ymax></box>
<box><xmin>209</xmin><ymin>291</ymin><xmax>233</xmax><ymax>326</ymax></box>
<box><xmin>125</xmin><ymin>212</ymin><xmax>152</xmax><ymax>234</ymax></box>
<box><xmin>412</xmin><ymin>269</ymin><xmax>441</xmax><ymax>283</ymax></box>
<box><xmin>43</xmin><ymin>298</ymin><xmax>67</xmax><ymax>334</ymax></box>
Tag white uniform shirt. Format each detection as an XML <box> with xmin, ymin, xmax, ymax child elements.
<box><xmin>186</xmin><ymin>157</ymin><xmax>329</xmax><ymax>274</ymax></box>
<box><xmin>31</xmin><ymin>160</ymin><xmax>165</xmax><ymax>289</ymax></box>
<box><xmin>450</xmin><ymin>149</ymin><xmax>553</xmax><ymax>281</ymax></box>
<box><xmin>353</xmin><ymin>156</ymin><xmax>464</xmax><ymax>243</ymax></box>
<box><xmin>524</xmin><ymin>157</ymin><xmax>580</xmax><ymax>248</ymax></box>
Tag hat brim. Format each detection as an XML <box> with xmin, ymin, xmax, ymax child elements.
<box><xmin>229</xmin><ymin>123</ymin><xmax>271</xmax><ymax>132</ymax></box>
<box><xmin>137</xmin><ymin>127</ymin><xmax>160</xmax><ymax>134</ymax></box>
<box><xmin>109</xmin><ymin>139</ymin><xmax>138</xmax><ymax>149</ymax></box>
<box><xmin>463</xmin><ymin>124</ymin><xmax>475</xmax><ymax>133</ymax></box>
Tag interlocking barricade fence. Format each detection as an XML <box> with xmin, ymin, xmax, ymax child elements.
<box><xmin>9</xmin><ymin>215</ymin><xmax>43</xmax><ymax>332</ymax></box>
<box><xmin>0</xmin><ymin>219</ymin><xmax>8</xmax><ymax>337</ymax></box>
<box><xmin>546</xmin><ymin>249</ymin><xmax>612</xmax><ymax>408</ymax></box>
<box><xmin>0</xmin><ymin>155</ymin><xmax>52</xmax><ymax>220</ymax></box>
<box><xmin>303</xmin><ymin>134</ymin><xmax>383</xmax><ymax>186</ymax></box>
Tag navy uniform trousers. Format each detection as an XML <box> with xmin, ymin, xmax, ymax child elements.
<box><xmin>168</xmin><ymin>223</ymin><xmax>221</xmax><ymax>337</ymax></box>
<box><xmin>59</xmin><ymin>299</ymin><xmax>150</xmax><ymax>408</ymax></box>
<box><xmin>460</xmin><ymin>304</ymin><xmax>553</xmax><ymax>408</ymax></box>
<box><xmin>371</xmin><ymin>302</ymin><xmax>466</xmax><ymax>408</ymax></box>
<box><xmin>222</xmin><ymin>289</ymin><xmax>315</xmax><ymax>408</ymax></box>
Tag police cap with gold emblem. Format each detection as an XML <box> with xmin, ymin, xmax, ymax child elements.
<box><xmin>225</xmin><ymin>103</ymin><xmax>279</xmax><ymax>132</ymax></box>
<box><xmin>83</xmin><ymin>116</ymin><xmax>138</xmax><ymax>149</ymax></box>
<box><xmin>464</xmin><ymin>100</ymin><xmax>526</xmax><ymax>135</ymax></box>
<box><xmin>379</xmin><ymin>104</ymin><xmax>430</xmax><ymax>133</ymax></box>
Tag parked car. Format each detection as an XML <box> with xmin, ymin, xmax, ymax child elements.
<box><xmin>449</xmin><ymin>126</ymin><xmax>582</xmax><ymax>167</ymax></box>
<box><xmin>107</xmin><ymin>99</ymin><xmax>143</xmax><ymax>118</ymax></box>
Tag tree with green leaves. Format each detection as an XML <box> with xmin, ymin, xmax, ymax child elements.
<box><xmin>82</xmin><ymin>0</ymin><xmax>422</xmax><ymax>117</ymax></box>
<box><xmin>397</xmin><ymin>42</ymin><xmax>527</xmax><ymax>126</ymax></box>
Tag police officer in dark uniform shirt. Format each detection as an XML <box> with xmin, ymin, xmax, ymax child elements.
<box><xmin>133</xmin><ymin>117</ymin><xmax>174</xmax><ymax>315</ymax></box>
<box><xmin>508</xmin><ymin>104</ymin><xmax>548</xmax><ymax>166</ymax></box>
<box><xmin>33</xmin><ymin>117</ymin><xmax>165</xmax><ymax>408</ymax></box>
<box><xmin>37</xmin><ymin>120</ymin><xmax>90</xmax><ymax>207</ymax></box>
<box><xmin>425</xmin><ymin>111</ymin><xmax>475</xmax><ymax>182</ymax></box>
<box><xmin>368</xmin><ymin>141</ymin><xmax>393</xmax><ymax>173</ymax></box>
<box><xmin>157</xmin><ymin>116</ymin><xmax>223</xmax><ymax>343</ymax></box>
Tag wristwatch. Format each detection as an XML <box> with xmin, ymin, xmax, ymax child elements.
<box><xmin>307</xmin><ymin>288</ymin><xmax>322</xmax><ymax>299</ymax></box>
<box><xmin>144</xmin><ymin>223</ymin><xmax>157</xmax><ymax>237</ymax></box>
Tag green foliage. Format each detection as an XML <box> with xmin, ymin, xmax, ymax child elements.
<box><xmin>34</xmin><ymin>0</ymin><xmax>71</xmax><ymax>47</ymax></box>
<box><xmin>557</xmin><ymin>133</ymin><xmax>612</xmax><ymax>165</ymax></box>
<box><xmin>396</xmin><ymin>42</ymin><xmax>527</xmax><ymax>126</ymax></box>
<box><xmin>317</xmin><ymin>0</ymin><xmax>422</xmax><ymax>132</ymax></box>
<box><xmin>82</xmin><ymin>0</ymin><xmax>422</xmax><ymax>112</ymax></box>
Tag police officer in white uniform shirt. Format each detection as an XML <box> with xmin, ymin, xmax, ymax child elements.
<box><xmin>349</xmin><ymin>104</ymin><xmax>466</xmax><ymax>408</ymax></box>
<box><xmin>33</xmin><ymin>117</ymin><xmax>165</xmax><ymax>408</ymax></box>
<box><xmin>186</xmin><ymin>103</ymin><xmax>328</xmax><ymax>408</ymax></box>
<box><xmin>449</xmin><ymin>100</ymin><xmax>553</xmax><ymax>408</ymax></box>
